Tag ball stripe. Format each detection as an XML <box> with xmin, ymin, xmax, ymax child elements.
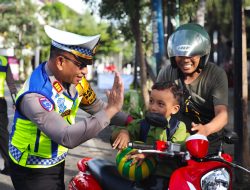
<box><xmin>122</xmin><ymin>158</ymin><xmax>131</xmax><ymax>178</ymax></box>
<box><xmin>145</xmin><ymin>157</ymin><xmax>156</xmax><ymax>171</ymax></box>
<box><xmin>117</xmin><ymin>148</ymin><xmax>132</xmax><ymax>162</ymax></box>
<box><xmin>135</xmin><ymin>164</ymin><xmax>143</xmax><ymax>181</ymax></box>
<box><xmin>140</xmin><ymin>162</ymin><xmax>149</xmax><ymax>179</ymax></box>
<box><xmin>129</xmin><ymin>163</ymin><xmax>137</xmax><ymax>180</ymax></box>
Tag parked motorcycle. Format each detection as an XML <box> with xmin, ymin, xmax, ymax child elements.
<box><xmin>68</xmin><ymin>130</ymin><xmax>250</xmax><ymax>190</ymax></box>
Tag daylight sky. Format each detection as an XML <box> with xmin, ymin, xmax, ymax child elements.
<box><xmin>58</xmin><ymin>0</ymin><xmax>86</xmax><ymax>14</ymax></box>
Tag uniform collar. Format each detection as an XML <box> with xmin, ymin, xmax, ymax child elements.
<box><xmin>44</xmin><ymin>62</ymin><xmax>78</xmax><ymax>97</ymax></box>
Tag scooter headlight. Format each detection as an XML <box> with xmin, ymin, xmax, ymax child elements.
<box><xmin>201</xmin><ymin>168</ymin><xmax>230</xmax><ymax>190</ymax></box>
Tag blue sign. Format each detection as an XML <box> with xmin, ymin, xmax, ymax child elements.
<box><xmin>152</xmin><ymin>0</ymin><xmax>165</xmax><ymax>73</ymax></box>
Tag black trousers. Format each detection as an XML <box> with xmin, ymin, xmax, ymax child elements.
<box><xmin>10</xmin><ymin>159</ymin><xmax>65</xmax><ymax>190</ymax></box>
<box><xmin>0</xmin><ymin>98</ymin><xmax>10</xmax><ymax>169</ymax></box>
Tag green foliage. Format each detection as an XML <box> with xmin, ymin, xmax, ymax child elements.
<box><xmin>40</xmin><ymin>1</ymin><xmax>133</xmax><ymax>60</ymax></box>
<box><xmin>40</xmin><ymin>2</ymin><xmax>75</xmax><ymax>23</ymax></box>
<box><xmin>164</xmin><ymin>0</ymin><xmax>199</xmax><ymax>26</ymax></box>
<box><xmin>0</xmin><ymin>0</ymin><xmax>41</xmax><ymax>54</ymax></box>
<box><xmin>98</xmin><ymin>0</ymin><xmax>152</xmax><ymax>52</ymax></box>
<box><xmin>179</xmin><ymin>0</ymin><xmax>199</xmax><ymax>23</ymax></box>
<box><xmin>123</xmin><ymin>89</ymin><xmax>145</xmax><ymax>119</ymax></box>
<box><xmin>245</xmin><ymin>0</ymin><xmax>250</xmax><ymax>6</ymax></box>
<box><xmin>0</xmin><ymin>0</ymin><xmax>134</xmax><ymax>64</ymax></box>
<box><xmin>85</xmin><ymin>0</ymin><xmax>142</xmax><ymax>63</ymax></box>
<box><xmin>206</xmin><ymin>0</ymin><xmax>232</xmax><ymax>39</ymax></box>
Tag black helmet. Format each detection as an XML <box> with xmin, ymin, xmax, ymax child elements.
<box><xmin>167</xmin><ymin>23</ymin><xmax>211</xmax><ymax>69</ymax></box>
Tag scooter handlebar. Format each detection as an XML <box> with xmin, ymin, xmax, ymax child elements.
<box><xmin>127</xmin><ymin>142</ymin><xmax>154</xmax><ymax>150</ymax></box>
<box><xmin>128</xmin><ymin>141</ymin><xmax>185</xmax><ymax>157</ymax></box>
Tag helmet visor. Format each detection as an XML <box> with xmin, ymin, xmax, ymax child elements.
<box><xmin>167</xmin><ymin>29</ymin><xmax>211</xmax><ymax>58</ymax></box>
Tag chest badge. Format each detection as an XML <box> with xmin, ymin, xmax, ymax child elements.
<box><xmin>57</xmin><ymin>97</ymin><xmax>67</xmax><ymax>113</ymax></box>
<box><xmin>53</xmin><ymin>81</ymin><xmax>63</xmax><ymax>93</ymax></box>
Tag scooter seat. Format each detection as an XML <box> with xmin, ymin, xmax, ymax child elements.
<box><xmin>88</xmin><ymin>158</ymin><xmax>141</xmax><ymax>190</ymax></box>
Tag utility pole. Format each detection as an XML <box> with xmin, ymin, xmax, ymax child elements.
<box><xmin>232</xmin><ymin>0</ymin><xmax>249</xmax><ymax>184</ymax></box>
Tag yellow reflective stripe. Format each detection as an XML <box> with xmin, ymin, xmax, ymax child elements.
<box><xmin>0</xmin><ymin>75</ymin><xmax>6</xmax><ymax>97</ymax></box>
<box><xmin>0</xmin><ymin>55</ymin><xmax>8</xmax><ymax>66</ymax></box>
<box><xmin>0</xmin><ymin>55</ymin><xmax>8</xmax><ymax>96</ymax></box>
<box><xmin>71</xmin><ymin>49</ymin><xmax>92</xmax><ymax>60</ymax></box>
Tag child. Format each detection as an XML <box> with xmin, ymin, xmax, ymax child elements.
<box><xmin>111</xmin><ymin>81</ymin><xmax>190</xmax><ymax>189</ymax></box>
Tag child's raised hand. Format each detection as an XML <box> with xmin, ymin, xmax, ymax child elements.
<box><xmin>112</xmin><ymin>129</ymin><xmax>130</xmax><ymax>150</ymax></box>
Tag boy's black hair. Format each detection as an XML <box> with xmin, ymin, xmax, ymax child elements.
<box><xmin>151</xmin><ymin>81</ymin><xmax>183</xmax><ymax>104</ymax></box>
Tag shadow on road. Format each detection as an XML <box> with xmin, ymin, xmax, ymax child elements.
<box><xmin>0</xmin><ymin>180</ymin><xmax>14</xmax><ymax>190</ymax></box>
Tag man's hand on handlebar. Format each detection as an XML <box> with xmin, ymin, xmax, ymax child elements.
<box><xmin>191</xmin><ymin>122</ymin><xmax>209</xmax><ymax>136</ymax></box>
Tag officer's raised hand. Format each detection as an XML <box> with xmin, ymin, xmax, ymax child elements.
<box><xmin>105</xmin><ymin>71</ymin><xmax>124</xmax><ymax>119</ymax></box>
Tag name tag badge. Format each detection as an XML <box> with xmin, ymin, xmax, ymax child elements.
<box><xmin>53</xmin><ymin>81</ymin><xmax>63</xmax><ymax>94</ymax></box>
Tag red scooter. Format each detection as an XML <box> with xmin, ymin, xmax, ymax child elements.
<box><xmin>68</xmin><ymin>130</ymin><xmax>250</xmax><ymax>190</ymax></box>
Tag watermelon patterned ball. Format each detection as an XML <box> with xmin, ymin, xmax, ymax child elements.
<box><xmin>116</xmin><ymin>147</ymin><xmax>157</xmax><ymax>181</ymax></box>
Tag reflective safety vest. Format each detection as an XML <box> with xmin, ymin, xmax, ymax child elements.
<box><xmin>9</xmin><ymin>63</ymin><xmax>81</xmax><ymax>168</ymax></box>
<box><xmin>0</xmin><ymin>56</ymin><xmax>8</xmax><ymax>97</ymax></box>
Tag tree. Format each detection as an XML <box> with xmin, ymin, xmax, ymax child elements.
<box><xmin>0</xmin><ymin>0</ymin><xmax>133</xmax><ymax>80</ymax></box>
<box><xmin>196</xmin><ymin>0</ymin><xmax>206</xmax><ymax>26</ymax></box>
<box><xmin>0</xmin><ymin>0</ymin><xmax>41</xmax><ymax>51</ymax></box>
<box><xmin>0</xmin><ymin>0</ymin><xmax>43</xmax><ymax>79</ymax></box>
<box><xmin>95</xmin><ymin>0</ymin><xmax>152</xmax><ymax>109</ymax></box>
<box><xmin>40</xmin><ymin>1</ymin><xmax>133</xmax><ymax>62</ymax></box>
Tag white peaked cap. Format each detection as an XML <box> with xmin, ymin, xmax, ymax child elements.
<box><xmin>44</xmin><ymin>25</ymin><xmax>100</xmax><ymax>60</ymax></box>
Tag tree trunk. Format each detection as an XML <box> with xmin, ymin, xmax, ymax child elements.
<box><xmin>196</xmin><ymin>0</ymin><xmax>206</xmax><ymax>26</ymax></box>
<box><xmin>241</xmin><ymin>7</ymin><xmax>250</xmax><ymax>168</ymax></box>
<box><xmin>130</xmin><ymin>1</ymin><xmax>149</xmax><ymax>109</ymax></box>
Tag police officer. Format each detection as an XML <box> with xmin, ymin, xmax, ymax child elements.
<box><xmin>157</xmin><ymin>23</ymin><xmax>228</xmax><ymax>152</ymax></box>
<box><xmin>0</xmin><ymin>55</ymin><xmax>17</xmax><ymax>175</ymax></box>
<box><xmin>9</xmin><ymin>25</ymin><xmax>127</xmax><ymax>190</ymax></box>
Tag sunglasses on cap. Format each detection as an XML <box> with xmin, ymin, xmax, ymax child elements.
<box><xmin>60</xmin><ymin>55</ymin><xmax>89</xmax><ymax>69</ymax></box>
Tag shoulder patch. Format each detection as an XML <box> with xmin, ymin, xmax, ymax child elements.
<box><xmin>53</xmin><ymin>81</ymin><xmax>63</xmax><ymax>93</ymax></box>
<box><xmin>39</xmin><ymin>97</ymin><xmax>54</xmax><ymax>112</ymax></box>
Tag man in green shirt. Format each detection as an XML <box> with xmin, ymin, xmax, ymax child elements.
<box><xmin>157</xmin><ymin>23</ymin><xmax>228</xmax><ymax>153</ymax></box>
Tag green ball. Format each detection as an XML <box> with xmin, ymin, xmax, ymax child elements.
<box><xmin>116</xmin><ymin>147</ymin><xmax>157</xmax><ymax>181</ymax></box>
